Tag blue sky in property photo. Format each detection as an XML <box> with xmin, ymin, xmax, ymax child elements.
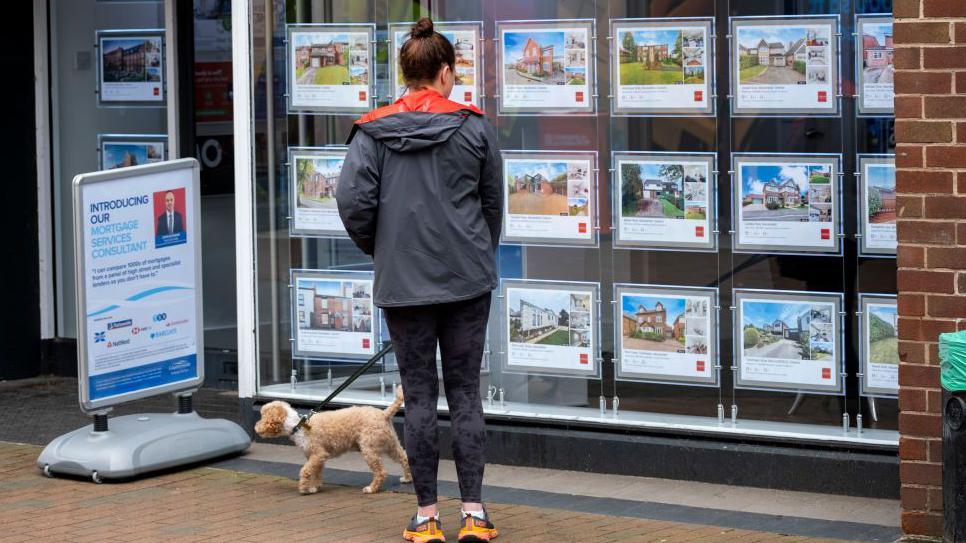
<box><xmin>863</xmin><ymin>22</ymin><xmax>892</xmax><ymax>46</ymax></box>
<box><xmin>297</xmin><ymin>279</ymin><xmax>349</xmax><ymax>297</ymax></box>
<box><xmin>102</xmin><ymin>38</ymin><xmax>156</xmax><ymax>54</ymax></box>
<box><xmin>740</xmin><ymin>164</ymin><xmax>810</xmax><ymax>197</ymax></box>
<box><xmin>395</xmin><ymin>30</ymin><xmax>462</xmax><ymax>48</ymax></box>
<box><xmin>626</xmin><ymin>29</ymin><xmax>679</xmax><ymax>48</ymax></box>
<box><xmin>639</xmin><ymin>163</ymin><xmax>683</xmax><ymax>185</ymax></box>
<box><xmin>742</xmin><ymin>299</ymin><xmax>811</xmax><ymax>329</ymax></box>
<box><xmin>103</xmin><ymin>143</ymin><xmax>154</xmax><ymax>168</ymax></box>
<box><xmin>503</xmin><ymin>30</ymin><xmax>565</xmax><ymax>65</ymax></box>
<box><xmin>869</xmin><ymin>303</ymin><xmax>897</xmax><ymax>325</ymax></box>
<box><xmin>506</xmin><ymin>160</ymin><xmax>567</xmax><ymax>181</ymax></box>
<box><xmin>737</xmin><ymin>26</ymin><xmax>807</xmax><ymax>50</ymax></box>
<box><xmin>622</xmin><ymin>295</ymin><xmax>685</xmax><ymax>323</ymax></box>
<box><xmin>292</xmin><ymin>32</ymin><xmax>352</xmax><ymax>48</ymax></box>
<box><xmin>866</xmin><ymin>163</ymin><xmax>895</xmax><ymax>190</ymax></box>
<box><xmin>298</xmin><ymin>157</ymin><xmax>344</xmax><ymax>177</ymax></box>
<box><xmin>507</xmin><ymin>288</ymin><xmax>570</xmax><ymax>315</ymax></box>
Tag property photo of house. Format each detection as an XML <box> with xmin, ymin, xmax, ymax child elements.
<box><xmin>621</xmin><ymin>295</ymin><xmax>687</xmax><ymax>353</ymax></box>
<box><xmin>737</xmin><ymin>26</ymin><xmax>817</xmax><ymax>85</ymax></box>
<box><xmin>102</xmin><ymin>37</ymin><xmax>162</xmax><ymax>83</ymax></box>
<box><xmin>866</xmin><ymin>164</ymin><xmax>896</xmax><ymax>224</ymax></box>
<box><xmin>618</xmin><ymin>27</ymin><xmax>705</xmax><ymax>85</ymax></box>
<box><xmin>293</xmin><ymin>32</ymin><xmax>369</xmax><ymax>86</ymax></box>
<box><xmin>295</xmin><ymin>156</ymin><xmax>344</xmax><ymax>210</ymax></box>
<box><xmin>861</xmin><ymin>22</ymin><xmax>894</xmax><ymax>85</ymax></box>
<box><xmin>743</xmin><ymin>300</ymin><xmax>834</xmax><ymax>361</ymax></box>
<box><xmin>508</xmin><ymin>289</ymin><xmax>570</xmax><ymax>346</ymax></box>
<box><xmin>296</xmin><ymin>280</ymin><xmax>355</xmax><ymax>332</ymax></box>
<box><xmin>620</xmin><ymin>162</ymin><xmax>687</xmax><ymax>219</ymax></box>
<box><xmin>740</xmin><ymin>163</ymin><xmax>831</xmax><ymax>222</ymax></box>
<box><xmin>507</xmin><ymin>160</ymin><xmax>587</xmax><ymax>217</ymax></box>
<box><xmin>102</xmin><ymin>142</ymin><xmax>163</xmax><ymax>170</ymax></box>
<box><xmin>503</xmin><ymin>30</ymin><xmax>566</xmax><ymax>85</ymax></box>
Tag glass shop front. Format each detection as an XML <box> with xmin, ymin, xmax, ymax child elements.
<box><xmin>243</xmin><ymin>0</ymin><xmax>898</xmax><ymax>451</ymax></box>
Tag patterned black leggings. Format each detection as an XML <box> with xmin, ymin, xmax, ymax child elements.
<box><xmin>384</xmin><ymin>293</ymin><xmax>491</xmax><ymax>507</ymax></box>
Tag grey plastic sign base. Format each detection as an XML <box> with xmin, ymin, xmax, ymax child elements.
<box><xmin>37</xmin><ymin>412</ymin><xmax>250</xmax><ymax>481</ymax></box>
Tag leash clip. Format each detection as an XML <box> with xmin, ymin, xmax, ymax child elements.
<box><xmin>292</xmin><ymin>413</ymin><xmax>311</xmax><ymax>434</ymax></box>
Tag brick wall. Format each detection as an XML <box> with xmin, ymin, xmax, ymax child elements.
<box><xmin>895</xmin><ymin>0</ymin><xmax>966</xmax><ymax>538</ymax></box>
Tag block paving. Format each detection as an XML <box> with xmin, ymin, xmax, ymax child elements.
<box><xmin>0</xmin><ymin>442</ymin><xmax>866</xmax><ymax>543</ymax></box>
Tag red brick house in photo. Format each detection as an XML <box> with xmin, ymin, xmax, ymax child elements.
<box><xmin>636</xmin><ymin>43</ymin><xmax>669</xmax><ymax>68</ymax></box>
<box><xmin>517</xmin><ymin>38</ymin><xmax>553</xmax><ymax>74</ymax></box>
<box><xmin>313</xmin><ymin>295</ymin><xmax>352</xmax><ymax>331</ymax></box>
<box><xmin>515</xmin><ymin>172</ymin><xmax>565</xmax><ymax>196</ymax></box>
<box><xmin>302</xmin><ymin>169</ymin><xmax>339</xmax><ymax>200</ymax></box>
<box><xmin>762</xmin><ymin>179</ymin><xmax>802</xmax><ymax>206</ymax></box>
<box><xmin>863</xmin><ymin>33</ymin><xmax>893</xmax><ymax>68</ymax></box>
<box><xmin>295</xmin><ymin>42</ymin><xmax>345</xmax><ymax>69</ymax></box>
<box><xmin>103</xmin><ymin>42</ymin><xmax>147</xmax><ymax>74</ymax></box>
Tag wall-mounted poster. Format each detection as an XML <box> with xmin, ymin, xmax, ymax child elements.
<box><xmin>496</xmin><ymin>19</ymin><xmax>595</xmax><ymax>115</ymax></box>
<box><xmin>502</xmin><ymin>280</ymin><xmax>598</xmax><ymax>378</ymax></box>
<box><xmin>610</xmin><ymin>18</ymin><xmax>714</xmax><ymax>116</ymax></box>
<box><xmin>97</xmin><ymin>134</ymin><xmax>166</xmax><ymax>170</ymax></box>
<box><xmin>858</xmin><ymin>154</ymin><xmax>896</xmax><ymax>256</ymax></box>
<box><xmin>288</xmin><ymin>147</ymin><xmax>348</xmax><ymax>237</ymax></box>
<box><xmin>859</xmin><ymin>294</ymin><xmax>899</xmax><ymax>397</ymax></box>
<box><xmin>286</xmin><ymin>24</ymin><xmax>374</xmax><ymax>114</ymax></box>
<box><xmin>96</xmin><ymin>30</ymin><xmax>165</xmax><ymax>106</ymax></box>
<box><xmin>734</xmin><ymin>289</ymin><xmax>843</xmax><ymax>394</ymax></box>
<box><xmin>390</xmin><ymin>22</ymin><xmax>482</xmax><ymax>108</ymax></box>
<box><xmin>502</xmin><ymin>151</ymin><xmax>597</xmax><ymax>246</ymax></box>
<box><xmin>732</xmin><ymin>154</ymin><xmax>841</xmax><ymax>255</ymax></box>
<box><xmin>613</xmin><ymin>152</ymin><xmax>716</xmax><ymax>251</ymax></box>
<box><xmin>292</xmin><ymin>270</ymin><xmax>377</xmax><ymax>360</ymax></box>
<box><xmin>730</xmin><ymin>16</ymin><xmax>839</xmax><ymax>116</ymax></box>
<box><xmin>856</xmin><ymin>15</ymin><xmax>894</xmax><ymax>116</ymax></box>
<box><xmin>615</xmin><ymin>284</ymin><xmax>718</xmax><ymax>386</ymax></box>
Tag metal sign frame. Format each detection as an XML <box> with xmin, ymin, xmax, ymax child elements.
<box><xmin>73</xmin><ymin>158</ymin><xmax>204</xmax><ymax>413</ymax></box>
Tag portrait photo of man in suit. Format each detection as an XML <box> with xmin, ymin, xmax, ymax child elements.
<box><xmin>153</xmin><ymin>188</ymin><xmax>188</xmax><ymax>248</ymax></box>
<box><xmin>157</xmin><ymin>190</ymin><xmax>184</xmax><ymax>236</ymax></box>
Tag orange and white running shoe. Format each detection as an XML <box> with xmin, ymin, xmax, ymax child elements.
<box><xmin>403</xmin><ymin>515</ymin><xmax>445</xmax><ymax>543</ymax></box>
<box><xmin>457</xmin><ymin>509</ymin><xmax>498</xmax><ymax>542</ymax></box>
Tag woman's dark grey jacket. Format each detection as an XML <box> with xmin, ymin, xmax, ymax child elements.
<box><xmin>336</xmin><ymin>90</ymin><xmax>503</xmax><ymax>308</ymax></box>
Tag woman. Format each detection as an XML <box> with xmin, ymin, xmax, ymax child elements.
<box><xmin>336</xmin><ymin>17</ymin><xmax>502</xmax><ymax>543</ymax></box>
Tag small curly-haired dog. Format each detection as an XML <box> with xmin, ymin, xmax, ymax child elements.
<box><xmin>254</xmin><ymin>385</ymin><xmax>411</xmax><ymax>495</ymax></box>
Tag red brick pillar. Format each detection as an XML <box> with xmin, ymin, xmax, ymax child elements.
<box><xmin>895</xmin><ymin>0</ymin><xmax>966</xmax><ymax>538</ymax></box>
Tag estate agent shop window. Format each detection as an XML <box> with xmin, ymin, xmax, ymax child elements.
<box><xmin>241</xmin><ymin>0</ymin><xmax>897</xmax><ymax>448</ymax></box>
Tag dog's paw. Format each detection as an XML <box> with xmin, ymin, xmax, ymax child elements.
<box><xmin>400</xmin><ymin>474</ymin><xmax>412</xmax><ymax>483</ymax></box>
<box><xmin>362</xmin><ymin>485</ymin><xmax>378</xmax><ymax>494</ymax></box>
<box><xmin>299</xmin><ymin>486</ymin><xmax>319</xmax><ymax>495</ymax></box>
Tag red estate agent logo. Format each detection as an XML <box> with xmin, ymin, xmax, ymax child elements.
<box><xmin>579</xmin><ymin>353</ymin><xmax>589</xmax><ymax>365</ymax></box>
<box><xmin>694</xmin><ymin>90</ymin><xmax>703</xmax><ymax>102</ymax></box>
<box><xmin>153</xmin><ymin>87</ymin><xmax>160</xmax><ymax>96</ymax></box>
<box><xmin>695</xmin><ymin>226</ymin><xmax>705</xmax><ymax>238</ymax></box>
<box><xmin>362</xmin><ymin>338</ymin><xmax>370</xmax><ymax>349</ymax></box>
<box><xmin>821</xmin><ymin>228</ymin><xmax>830</xmax><ymax>240</ymax></box>
<box><xmin>818</xmin><ymin>91</ymin><xmax>827</xmax><ymax>103</ymax></box>
<box><xmin>359</xmin><ymin>91</ymin><xmax>367</xmax><ymax>102</ymax></box>
<box><xmin>575</xmin><ymin>91</ymin><xmax>584</xmax><ymax>103</ymax></box>
<box><xmin>696</xmin><ymin>360</ymin><xmax>705</xmax><ymax>372</ymax></box>
<box><xmin>464</xmin><ymin>91</ymin><xmax>473</xmax><ymax>103</ymax></box>
<box><xmin>578</xmin><ymin>222</ymin><xmax>587</xmax><ymax>234</ymax></box>
<box><xmin>822</xmin><ymin>368</ymin><xmax>831</xmax><ymax>379</ymax></box>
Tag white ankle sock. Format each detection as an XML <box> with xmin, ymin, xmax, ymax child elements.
<box><xmin>462</xmin><ymin>508</ymin><xmax>486</xmax><ymax>521</ymax></box>
<box><xmin>415</xmin><ymin>512</ymin><xmax>438</xmax><ymax>524</ymax></box>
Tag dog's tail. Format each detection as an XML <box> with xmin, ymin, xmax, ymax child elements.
<box><xmin>384</xmin><ymin>385</ymin><xmax>404</xmax><ymax>419</ymax></box>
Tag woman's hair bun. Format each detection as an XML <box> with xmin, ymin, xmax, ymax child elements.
<box><xmin>411</xmin><ymin>17</ymin><xmax>434</xmax><ymax>39</ymax></box>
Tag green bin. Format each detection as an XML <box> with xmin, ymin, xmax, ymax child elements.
<box><xmin>940</xmin><ymin>330</ymin><xmax>966</xmax><ymax>392</ymax></box>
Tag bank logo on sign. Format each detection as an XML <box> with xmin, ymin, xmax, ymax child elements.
<box><xmin>107</xmin><ymin>319</ymin><xmax>133</xmax><ymax>330</ymax></box>
<box><xmin>94</xmin><ymin>332</ymin><xmax>106</xmax><ymax>343</ymax></box>
<box><xmin>153</xmin><ymin>313</ymin><xmax>167</xmax><ymax>323</ymax></box>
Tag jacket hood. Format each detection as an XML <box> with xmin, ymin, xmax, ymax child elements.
<box><xmin>348</xmin><ymin>89</ymin><xmax>483</xmax><ymax>152</ymax></box>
